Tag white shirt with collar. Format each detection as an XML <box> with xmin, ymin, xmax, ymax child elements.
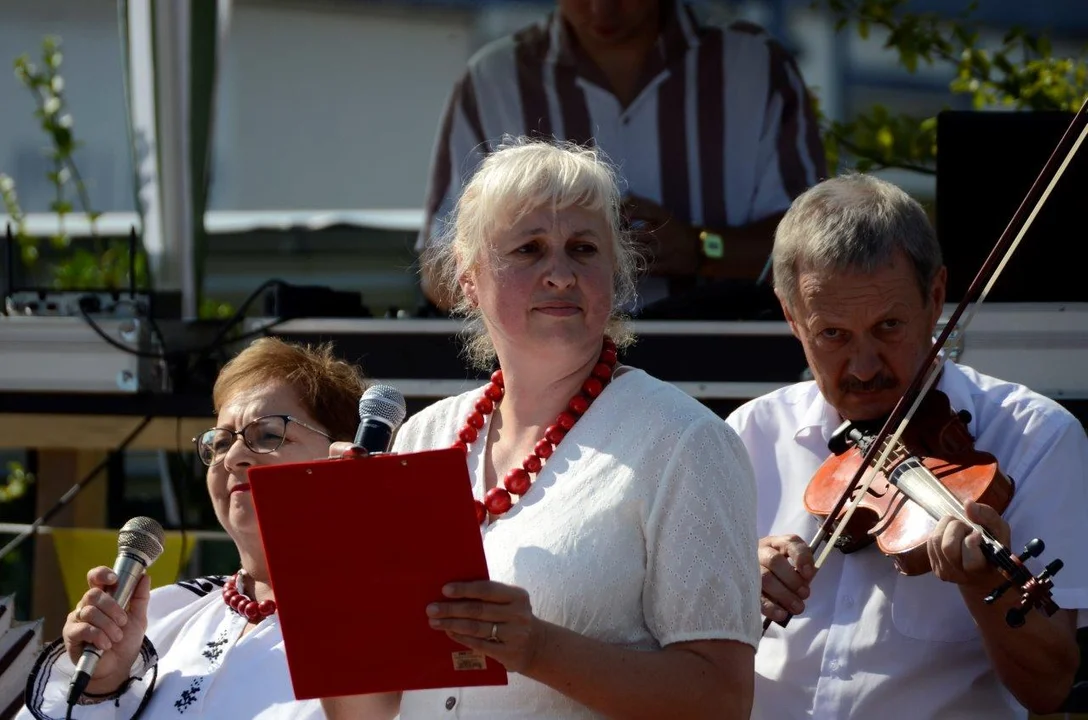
<box><xmin>725</xmin><ymin>361</ymin><xmax>1088</xmax><ymax>720</ymax></box>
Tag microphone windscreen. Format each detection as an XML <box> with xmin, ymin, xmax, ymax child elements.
<box><xmin>117</xmin><ymin>516</ymin><xmax>165</xmax><ymax>564</ymax></box>
<box><xmin>358</xmin><ymin>384</ymin><xmax>407</xmax><ymax>430</ymax></box>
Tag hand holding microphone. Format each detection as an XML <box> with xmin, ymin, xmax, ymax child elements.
<box><xmin>331</xmin><ymin>384</ymin><xmax>407</xmax><ymax>459</ymax></box>
<box><xmin>63</xmin><ymin>517</ymin><xmax>164</xmax><ymax>704</ymax></box>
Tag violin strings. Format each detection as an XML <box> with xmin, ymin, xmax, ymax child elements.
<box><xmin>892</xmin><ymin>460</ymin><xmax>1006</xmax><ymax>551</ymax></box>
<box><xmin>834</xmin><ymin>439</ymin><xmax>1023</xmax><ymax>579</ymax></box>
<box><xmin>891</xmin><ymin>459</ymin><xmax>966</xmax><ymax>521</ymax></box>
<box><xmin>814</xmin><ymin>368</ymin><xmax>944</xmax><ymax>569</ymax></box>
<box><xmin>870</xmin><ymin>437</ymin><xmax>982</xmax><ymax>531</ymax></box>
<box><xmin>813</xmin><ymin>430</ymin><xmax>903</xmax><ymax>568</ymax></box>
<box><xmin>876</xmin><ymin>442</ymin><xmax>978</xmax><ymax>527</ymax></box>
<box><xmin>889</xmin><ymin>459</ymin><xmax>1022</xmax><ymax>577</ymax></box>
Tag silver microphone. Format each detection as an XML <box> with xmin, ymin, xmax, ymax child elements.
<box><xmin>352</xmin><ymin>384</ymin><xmax>407</xmax><ymax>454</ymax></box>
<box><xmin>67</xmin><ymin>517</ymin><xmax>165</xmax><ymax>706</ymax></box>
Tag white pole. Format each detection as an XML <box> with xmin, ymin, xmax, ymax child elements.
<box><xmin>125</xmin><ymin>0</ymin><xmax>197</xmax><ymax>318</ymax></box>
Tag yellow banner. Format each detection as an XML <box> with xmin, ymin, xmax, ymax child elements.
<box><xmin>51</xmin><ymin>529</ymin><xmax>195</xmax><ymax>608</ymax></box>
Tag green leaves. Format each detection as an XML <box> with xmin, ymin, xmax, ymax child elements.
<box><xmin>0</xmin><ymin>172</ymin><xmax>35</xmax><ymax>265</ymax></box>
<box><xmin>2</xmin><ymin>36</ymin><xmax>131</xmax><ymax>290</ymax></box>
<box><xmin>822</xmin><ymin>108</ymin><xmax>939</xmax><ymax>175</ymax></box>
<box><xmin>0</xmin><ymin>462</ymin><xmax>35</xmax><ymax>504</ymax></box>
<box><xmin>44</xmin><ymin>243</ymin><xmax>149</xmax><ymax>291</ymax></box>
<box><xmin>200</xmin><ymin>298</ymin><xmax>236</xmax><ymax>320</ymax></box>
<box><xmin>817</xmin><ymin>0</ymin><xmax>1088</xmax><ymax>174</ymax></box>
<box><xmin>48</xmin><ymin>244</ymin><xmax>148</xmax><ymax>290</ymax></box>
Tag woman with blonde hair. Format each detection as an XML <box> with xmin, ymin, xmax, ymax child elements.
<box><xmin>326</xmin><ymin>137</ymin><xmax>761</xmax><ymax>719</ymax></box>
<box><xmin>21</xmin><ymin>337</ymin><xmax>368</xmax><ymax>719</ymax></box>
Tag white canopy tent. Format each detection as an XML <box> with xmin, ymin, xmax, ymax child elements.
<box><xmin>122</xmin><ymin>0</ymin><xmax>232</xmax><ymax>319</ymax></box>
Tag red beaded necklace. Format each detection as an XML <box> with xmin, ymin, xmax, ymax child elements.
<box><xmin>453</xmin><ymin>337</ymin><xmax>619</xmax><ymax>524</ymax></box>
<box><xmin>222</xmin><ymin>569</ymin><xmax>277</xmax><ymax>621</ymax></box>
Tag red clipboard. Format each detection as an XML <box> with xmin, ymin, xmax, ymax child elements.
<box><xmin>247</xmin><ymin>447</ymin><xmax>508</xmax><ymax>699</ymax></box>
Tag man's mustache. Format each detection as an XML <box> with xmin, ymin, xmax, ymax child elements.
<box><xmin>840</xmin><ymin>374</ymin><xmax>898</xmax><ymax>393</ymax></box>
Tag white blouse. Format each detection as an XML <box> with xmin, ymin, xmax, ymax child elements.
<box><xmin>393</xmin><ymin>368</ymin><xmax>761</xmax><ymax>719</ymax></box>
<box><xmin>19</xmin><ymin>577</ymin><xmax>324</xmax><ymax>720</ymax></box>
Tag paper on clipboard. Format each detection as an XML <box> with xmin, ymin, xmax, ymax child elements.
<box><xmin>247</xmin><ymin>447</ymin><xmax>508</xmax><ymax>699</ymax></box>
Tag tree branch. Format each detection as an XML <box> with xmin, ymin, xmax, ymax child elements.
<box><xmin>829</xmin><ymin>131</ymin><xmax>937</xmax><ymax>175</ymax></box>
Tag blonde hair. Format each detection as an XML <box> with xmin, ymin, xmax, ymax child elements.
<box><xmin>212</xmin><ymin>337</ymin><xmax>369</xmax><ymax>440</ymax></box>
<box><xmin>424</xmin><ymin>136</ymin><xmax>640</xmax><ymax>368</ymax></box>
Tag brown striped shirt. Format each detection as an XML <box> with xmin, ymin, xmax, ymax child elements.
<box><xmin>418</xmin><ymin>1</ymin><xmax>827</xmax><ymax>304</ymax></box>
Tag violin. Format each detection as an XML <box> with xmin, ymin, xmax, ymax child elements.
<box><xmin>801</xmin><ymin>387</ymin><xmax>1061</xmax><ymax>627</ymax></box>
<box><xmin>764</xmin><ymin>96</ymin><xmax>1088</xmax><ymax>636</ymax></box>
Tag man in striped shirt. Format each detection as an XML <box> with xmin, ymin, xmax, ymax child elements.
<box><xmin>417</xmin><ymin>0</ymin><xmax>827</xmax><ymax>317</ymax></box>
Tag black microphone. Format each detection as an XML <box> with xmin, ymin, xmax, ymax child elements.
<box><xmin>67</xmin><ymin>517</ymin><xmax>165</xmax><ymax>708</ymax></box>
<box><xmin>353</xmin><ymin>384</ymin><xmax>407</xmax><ymax>454</ymax></box>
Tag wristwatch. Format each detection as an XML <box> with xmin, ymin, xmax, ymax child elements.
<box><xmin>698</xmin><ymin>230</ymin><xmax>724</xmax><ymax>259</ymax></box>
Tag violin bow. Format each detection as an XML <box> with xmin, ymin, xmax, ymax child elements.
<box><xmin>765</xmin><ymin>96</ymin><xmax>1088</xmax><ymax>633</ymax></box>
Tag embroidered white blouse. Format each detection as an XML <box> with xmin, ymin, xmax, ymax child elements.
<box><xmin>19</xmin><ymin>577</ymin><xmax>324</xmax><ymax>720</ymax></box>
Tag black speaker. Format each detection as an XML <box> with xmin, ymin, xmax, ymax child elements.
<box><xmin>935</xmin><ymin>110</ymin><xmax>1088</xmax><ymax>303</ymax></box>
<box><xmin>262</xmin><ymin>284</ymin><xmax>371</xmax><ymax>318</ymax></box>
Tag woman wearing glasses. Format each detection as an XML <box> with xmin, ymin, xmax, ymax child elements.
<box><xmin>20</xmin><ymin>337</ymin><xmax>366</xmax><ymax>720</ymax></box>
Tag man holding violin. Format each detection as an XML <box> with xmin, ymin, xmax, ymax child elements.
<box><xmin>726</xmin><ymin>173</ymin><xmax>1088</xmax><ymax>718</ymax></box>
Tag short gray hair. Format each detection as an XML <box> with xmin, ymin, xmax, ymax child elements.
<box><xmin>772</xmin><ymin>173</ymin><xmax>943</xmax><ymax>310</ymax></box>
<box><xmin>424</xmin><ymin>136</ymin><xmax>640</xmax><ymax>368</ymax></box>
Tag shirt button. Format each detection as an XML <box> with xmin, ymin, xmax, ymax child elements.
<box><xmin>445</xmin><ymin>697</ymin><xmax>456</xmax><ymax>711</ymax></box>
<box><xmin>842</xmin><ymin>596</ymin><xmax>854</xmax><ymax>608</ymax></box>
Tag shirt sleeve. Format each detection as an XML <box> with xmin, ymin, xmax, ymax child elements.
<box><xmin>749</xmin><ymin>39</ymin><xmax>827</xmax><ymax>221</ymax></box>
<box><xmin>415</xmin><ymin>71</ymin><xmax>490</xmax><ymax>255</ymax></box>
<box><xmin>18</xmin><ymin>637</ymin><xmax>158</xmax><ymax>720</ymax></box>
<box><xmin>1003</xmin><ymin>418</ymin><xmax>1088</xmax><ymax>615</ymax></box>
<box><xmin>642</xmin><ymin>417</ymin><xmax>761</xmax><ymax>649</ymax></box>
<box><xmin>17</xmin><ymin>581</ymin><xmax>214</xmax><ymax>720</ymax></box>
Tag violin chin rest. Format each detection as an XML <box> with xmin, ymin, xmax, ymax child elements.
<box><xmin>833</xmin><ymin>533</ymin><xmax>871</xmax><ymax>554</ymax></box>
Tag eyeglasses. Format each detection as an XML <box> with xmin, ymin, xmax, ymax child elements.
<box><xmin>193</xmin><ymin>414</ymin><xmax>333</xmax><ymax>467</ymax></box>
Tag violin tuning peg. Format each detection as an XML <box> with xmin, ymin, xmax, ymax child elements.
<box><xmin>956</xmin><ymin>409</ymin><xmax>972</xmax><ymax>425</ymax></box>
<box><xmin>1039</xmin><ymin>558</ymin><xmax>1064</xmax><ymax>584</ymax></box>
<box><xmin>984</xmin><ymin>579</ymin><xmax>1012</xmax><ymax>605</ymax></box>
<box><xmin>1019</xmin><ymin>538</ymin><xmax>1045</xmax><ymax>561</ymax></box>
